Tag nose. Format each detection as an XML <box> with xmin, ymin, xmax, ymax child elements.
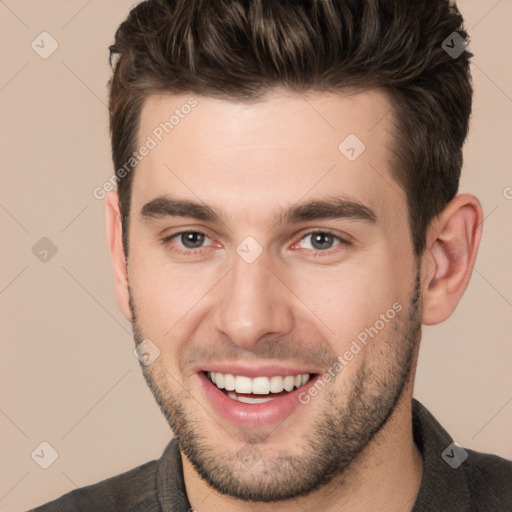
<box><xmin>213</xmin><ymin>252</ymin><xmax>294</xmax><ymax>351</ymax></box>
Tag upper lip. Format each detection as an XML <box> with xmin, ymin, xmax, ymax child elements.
<box><xmin>194</xmin><ymin>363</ymin><xmax>321</xmax><ymax>378</ymax></box>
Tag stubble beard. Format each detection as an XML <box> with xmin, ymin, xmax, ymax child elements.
<box><xmin>129</xmin><ymin>272</ymin><xmax>422</xmax><ymax>502</ymax></box>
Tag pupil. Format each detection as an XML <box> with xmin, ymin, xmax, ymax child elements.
<box><xmin>182</xmin><ymin>232</ymin><xmax>205</xmax><ymax>248</ymax></box>
<box><xmin>312</xmin><ymin>233</ymin><xmax>333</xmax><ymax>250</ymax></box>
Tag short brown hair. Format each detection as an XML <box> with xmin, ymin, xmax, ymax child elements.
<box><xmin>108</xmin><ymin>0</ymin><xmax>472</xmax><ymax>257</ymax></box>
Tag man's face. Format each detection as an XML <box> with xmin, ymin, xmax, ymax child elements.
<box><xmin>126</xmin><ymin>89</ymin><xmax>422</xmax><ymax>501</ymax></box>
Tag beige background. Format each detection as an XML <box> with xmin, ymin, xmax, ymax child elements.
<box><xmin>0</xmin><ymin>1</ymin><xmax>511</xmax><ymax>510</ymax></box>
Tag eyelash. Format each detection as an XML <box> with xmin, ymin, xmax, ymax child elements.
<box><xmin>296</xmin><ymin>230</ymin><xmax>350</xmax><ymax>258</ymax></box>
<box><xmin>161</xmin><ymin>229</ymin><xmax>350</xmax><ymax>258</ymax></box>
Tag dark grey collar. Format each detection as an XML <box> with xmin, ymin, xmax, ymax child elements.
<box><xmin>155</xmin><ymin>399</ymin><xmax>501</xmax><ymax>512</ymax></box>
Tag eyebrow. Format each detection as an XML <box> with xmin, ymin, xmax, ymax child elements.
<box><xmin>139</xmin><ymin>195</ymin><xmax>377</xmax><ymax>226</ymax></box>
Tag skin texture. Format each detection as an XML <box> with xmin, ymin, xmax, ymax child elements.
<box><xmin>106</xmin><ymin>89</ymin><xmax>482</xmax><ymax>511</ymax></box>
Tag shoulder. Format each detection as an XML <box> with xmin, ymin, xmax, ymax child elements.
<box><xmin>28</xmin><ymin>459</ymin><xmax>161</xmax><ymax>512</ymax></box>
<box><xmin>411</xmin><ymin>399</ymin><xmax>512</xmax><ymax>510</ymax></box>
<box><xmin>463</xmin><ymin>449</ymin><xmax>512</xmax><ymax>505</ymax></box>
<box><xmin>28</xmin><ymin>439</ymin><xmax>189</xmax><ymax>512</ymax></box>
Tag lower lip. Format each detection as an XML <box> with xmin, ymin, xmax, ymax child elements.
<box><xmin>198</xmin><ymin>372</ymin><xmax>319</xmax><ymax>428</ymax></box>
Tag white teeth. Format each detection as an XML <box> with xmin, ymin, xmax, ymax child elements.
<box><xmin>234</xmin><ymin>375</ymin><xmax>253</xmax><ymax>394</ymax></box>
<box><xmin>227</xmin><ymin>392</ymin><xmax>275</xmax><ymax>404</ymax></box>
<box><xmin>283</xmin><ymin>375</ymin><xmax>295</xmax><ymax>392</ymax></box>
<box><xmin>207</xmin><ymin>371</ymin><xmax>311</xmax><ymax>395</ymax></box>
<box><xmin>252</xmin><ymin>376</ymin><xmax>270</xmax><ymax>394</ymax></box>
<box><xmin>215</xmin><ymin>372</ymin><xmax>225</xmax><ymax>389</ymax></box>
<box><xmin>224</xmin><ymin>373</ymin><xmax>235</xmax><ymax>391</ymax></box>
<box><xmin>269</xmin><ymin>375</ymin><xmax>284</xmax><ymax>393</ymax></box>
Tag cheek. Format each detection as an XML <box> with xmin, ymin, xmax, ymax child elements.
<box><xmin>286</xmin><ymin>262</ymin><xmax>406</xmax><ymax>352</ymax></box>
<box><xmin>128</xmin><ymin>248</ymin><xmax>216</xmax><ymax>336</ymax></box>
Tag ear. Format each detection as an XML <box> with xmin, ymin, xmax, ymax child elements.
<box><xmin>421</xmin><ymin>193</ymin><xmax>483</xmax><ymax>325</ymax></box>
<box><xmin>105</xmin><ymin>191</ymin><xmax>132</xmax><ymax>321</ymax></box>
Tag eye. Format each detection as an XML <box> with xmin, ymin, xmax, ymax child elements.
<box><xmin>179</xmin><ymin>231</ymin><xmax>209</xmax><ymax>249</ymax></box>
<box><xmin>163</xmin><ymin>230</ymin><xmax>214</xmax><ymax>252</ymax></box>
<box><xmin>297</xmin><ymin>231</ymin><xmax>345</xmax><ymax>252</ymax></box>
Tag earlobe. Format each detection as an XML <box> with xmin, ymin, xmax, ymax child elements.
<box><xmin>421</xmin><ymin>194</ymin><xmax>483</xmax><ymax>325</ymax></box>
<box><xmin>105</xmin><ymin>191</ymin><xmax>132</xmax><ymax>321</ymax></box>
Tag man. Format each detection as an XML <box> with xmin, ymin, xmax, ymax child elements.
<box><xmin>31</xmin><ymin>0</ymin><xmax>512</xmax><ymax>511</ymax></box>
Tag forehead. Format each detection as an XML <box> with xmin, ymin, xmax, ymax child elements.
<box><xmin>132</xmin><ymin>88</ymin><xmax>401</xmax><ymax>221</ymax></box>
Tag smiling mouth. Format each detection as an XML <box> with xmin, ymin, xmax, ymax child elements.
<box><xmin>205</xmin><ymin>371</ymin><xmax>314</xmax><ymax>404</ymax></box>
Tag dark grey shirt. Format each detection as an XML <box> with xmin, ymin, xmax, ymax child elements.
<box><xmin>30</xmin><ymin>399</ymin><xmax>512</xmax><ymax>511</ymax></box>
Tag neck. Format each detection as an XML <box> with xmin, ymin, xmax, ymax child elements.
<box><xmin>182</xmin><ymin>388</ymin><xmax>423</xmax><ymax>512</ymax></box>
